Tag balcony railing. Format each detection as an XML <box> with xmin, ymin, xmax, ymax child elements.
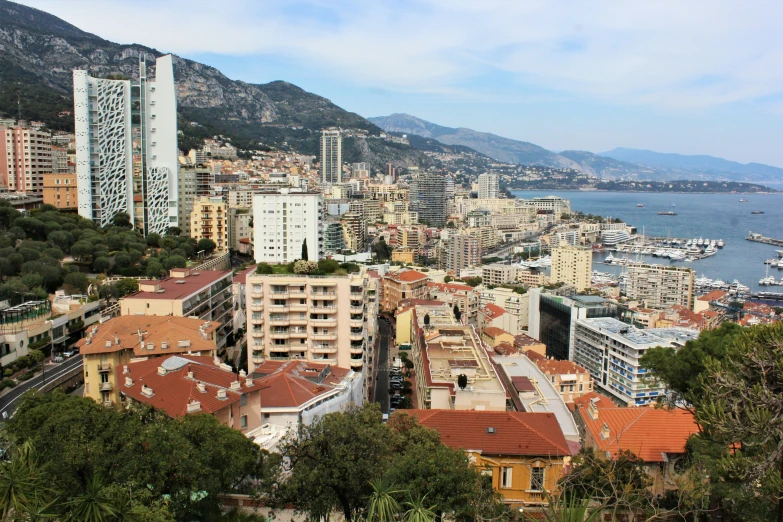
<box><xmin>99</xmin><ymin>382</ymin><xmax>113</xmax><ymax>391</ymax></box>
<box><xmin>97</xmin><ymin>362</ymin><xmax>112</xmax><ymax>372</ymax></box>
<box><xmin>311</xmin><ymin>345</ymin><xmax>337</xmax><ymax>354</ymax></box>
<box><xmin>310</xmin><ymin>306</ymin><xmax>337</xmax><ymax>314</ymax></box>
<box><xmin>312</xmin><ymin>332</ymin><xmax>337</xmax><ymax>341</ymax></box>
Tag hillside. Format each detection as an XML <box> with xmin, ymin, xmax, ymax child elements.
<box><xmin>599</xmin><ymin>147</ymin><xmax>783</xmax><ymax>183</ymax></box>
<box><xmin>0</xmin><ymin>0</ymin><xmax>427</xmax><ymax>169</ymax></box>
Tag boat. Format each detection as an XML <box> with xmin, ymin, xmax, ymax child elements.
<box><xmin>697</xmin><ymin>238</ymin><xmax>704</xmax><ymax>246</ymax></box>
<box><xmin>669</xmin><ymin>251</ymin><xmax>686</xmax><ymax>261</ymax></box>
<box><xmin>636</xmin><ymin>204</ymin><xmax>644</xmax><ymax>207</ymax></box>
<box><xmin>604</xmin><ymin>253</ymin><xmax>615</xmax><ymax>264</ymax></box>
<box><xmin>739</xmin><ymin>199</ymin><xmax>748</xmax><ymax>202</ymax></box>
<box><xmin>751</xmin><ymin>211</ymin><xmax>765</xmax><ymax>214</ymax></box>
<box><xmin>658</xmin><ymin>211</ymin><xmax>677</xmax><ymax>216</ymax></box>
<box><xmin>703</xmin><ymin>245</ymin><xmax>717</xmax><ymax>257</ymax></box>
<box><xmin>717</xmin><ymin>239</ymin><xmax>724</xmax><ymax>248</ymax></box>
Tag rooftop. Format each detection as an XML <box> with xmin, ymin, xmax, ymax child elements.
<box><xmin>427</xmin><ymin>281</ymin><xmax>474</xmax><ymax>293</ymax></box>
<box><xmin>578</xmin><ymin>317</ymin><xmax>698</xmax><ymax>348</ymax></box>
<box><xmin>481</xmin><ymin>303</ymin><xmax>506</xmax><ymax>319</ymax></box>
<box><xmin>126</xmin><ymin>269</ymin><xmax>232</xmax><ymax>301</ymax></box>
<box><xmin>398</xmin><ymin>409</ymin><xmax>571</xmax><ymax>457</ymax></box>
<box><xmin>77</xmin><ymin>316</ymin><xmax>219</xmax><ymax>356</ymax></box>
<box><xmin>697</xmin><ymin>290</ymin><xmax>727</xmax><ymax>302</ymax></box>
<box><xmin>535</xmin><ymin>358</ymin><xmax>589</xmax><ymax>376</ymax></box>
<box><xmin>482</xmin><ymin>326</ymin><xmax>509</xmax><ymax>339</ymax></box>
<box><xmin>385</xmin><ymin>270</ymin><xmax>429</xmax><ymax>283</ymax></box>
<box><xmin>233</xmin><ymin>264</ymin><xmax>258</xmax><ymax>285</ymax></box>
<box><xmin>252</xmin><ymin>360</ymin><xmax>353</xmax><ymax>408</ymax></box>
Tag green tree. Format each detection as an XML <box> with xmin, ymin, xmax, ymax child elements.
<box><xmin>255</xmin><ymin>263</ymin><xmax>274</xmax><ymax>275</ymax></box>
<box><xmin>366</xmin><ymin>480</ymin><xmax>401</xmax><ymax>522</ymax></box>
<box><xmin>63</xmin><ymin>272</ymin><xmax>90</xmax><ymax>294</ymax></box>
<box><xmin>160</xmin><ymin>237</ymin><xmax>178</xmax><ymax>251</ymax></box>
<box><xmin>166</xmin><ymin>226</ymin><xmax>181</xmax><ymax>237</ymax></box>
<box><xmin>65</xmin><ymin>475</ymin><xmax>117</xmax><ymax>522</ymax></box>
<box><xmin>111</xmin><ymin>213</ymin><xmax>132</xmax><ymax>229</ymax></box>
<box><xmin>402</xmin><ymin>495</ymin><xmax>436</xmax><ymax>522</ymax></box>
<box><xmin>443</xmin><ymin>275</ymin><xmax>452</xmax><ymax>283</ymax></box>
<box><xmin>0</xmin><ymin>441</ymin><xmax>53</xmax><ymax>520</ymax></box>
<box><xmin>70</xmin><ymin>241</ymin><xmax>93</xmax><ymax>261</ymax></box>
<box><xmin>145</xmin><ymin>261</ymin><xmax>165</xmax><ymax>279</ymax></box>
<box><xmin>453</xmin><ymin>305</ymin><xmax>462</xmax><ymax>323</ymax></box>
<box><xmin>301</xmin><ymin>238</ymin><xmax>308</xmax><ymax>261</ymax></box>
<box><xmin>163</xmin><ymin>255</ymin><xmax>187</xmax><ymax>270</ymax></box>
<box><xmin>92</xmin><ymin>257</ymin><xmax>110</xmax><ymax>274</ymax></box>
<box><xmin>145</xmin><ymin>233</ymin><xmax>162</xmax><ymax>247</ymax></box>
<box><xmin>196</xmin><ymin>238</ymin><xmax>217</xmax><ymax>255</ymax></box>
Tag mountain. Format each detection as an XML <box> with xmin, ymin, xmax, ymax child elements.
<box><xmin>599</xmin><ymin>148</ymin><xmax>783</xmax><ymax>183</ymax></box>
<box><xmin>0</xmin><ymin>0</ymin><xmax>426</xmax><ymax>169</ymax></box>
<box><xmin>369</xmin><ymin>113</ymin><xmax>578</xmax><ymax>169</ymax></box>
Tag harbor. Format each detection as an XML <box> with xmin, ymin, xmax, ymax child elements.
<box><xmin>746</xmin><ymin>231</ymin><xmax>783</xmax><ymax>247</ymax></box>
<box><xmin>600</xmin><ymin>236</ymin><xmax>725</xmax><ymax>265</ymax></box>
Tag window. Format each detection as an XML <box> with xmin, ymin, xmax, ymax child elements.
<box><xmin>530</xmin><ymin>467</ymin><xmax>545</xmax><ymax>492</ymax></box>
<box><xmin>240</xmin><ymin>394</ymin><xmax>247</xmax><ymax>406</ymax></box>
<box><xmin>501</xmin><ymin>467</ymin><xmax>513</xmax><ymax>489</ymax></box>
<box><xmin>240</xmin><ymin>415</ymin><xmax>247</xmax><ymax>428</ymax></box>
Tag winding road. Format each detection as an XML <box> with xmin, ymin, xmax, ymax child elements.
<box><xmin>0</xmin><ymin>355</ymin><xmax>83</xmax><ymax>418</ymax></box>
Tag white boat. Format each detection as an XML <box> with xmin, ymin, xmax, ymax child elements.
<box><xmin>697</xmin><ymin>238</ymin><xmax>704</xmax><ymax>246</ymax></box>
<box><xmin>686</xmin><ymin>240</ymin><xmax>692</xmax><ymax>247</ymax></box>
<box><xmin>604</xmin><ymin>253</ymin><xmax>615</xmax><ymax>263</ymax></box>
<box><xmin>669</xmin><ymin>251</ymin><xmax>686</xmax><ymax>261</ymax></box>
<box><xmin>712</xmin><ymin>280</ymin><xmax>727</xmax><ymax>288</ymax></box>
<box><xmin>703</xmin><ymin>246</ymin><xmax>717</xmax><ymax>257</ymax></box>
<box><xmin>717</xmin><ymin>239</ymin><xmax>725</xmax><ymax>248</ymax></box>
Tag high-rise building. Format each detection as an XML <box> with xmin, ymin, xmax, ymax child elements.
<box><xmin>191</xmin><ymin>196</ymin><xmax>229</xmax><ymax>252</ymax></box>
<box><xmin>447</xmin><ymin>234</ymin><xmax>482</xmax><ymax>273</ymax></box>
<box><xmin>51</xmin><ymin>146</ymin><xmax>69</xmax><ymax>174</ymax></box>
<box><xmin>625</xmin><ymin>263</ymin><xmax>695</xmax><ymax>310</ymax></box>
<box><xmin>409</xmin><ymin>171</ymin><xmax>447</xmax><ymax>227</ymax></box>
<box><xmin>384</xmin><ymin>162</ymin><xmax>396</xmax><ymax>181</ymax></box>
<box><xmin>320</xmin><ymin>128</ymin><xmax>342</xmax><ymax>184</ymax></box>
<box><xmin>73</xmin><ymin>55</ymin><xmax>178</xmax><ymax>235</ymax></box>
<box><xmin>550</xmin><ymin>246</ymin><xmax>592</xmax><ymax>291</ymax></box>
<box><xmin>477</xmin><ymin>173</ymin><xmax>499</xmax><ymax>199</ymax></box>
<box><xmin>341</xmin><ymin>211</ymin><xmax>366</xmax><ymax>252</ymax></box>
<box><xmin>0</xmin><ymin>124</ymin><xmax>52</xmax><ymax>194</ymax></box>
<box><xmin>253</xmin><ymin>189</ymin><xmax>324</xmax><ymax>264</ymax></box>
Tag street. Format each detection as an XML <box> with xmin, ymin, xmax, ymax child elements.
<box><xmin>373</xmin><ymin>318</ymin><xmax>391</xmax><ymax>414</ymax></box>
<box><xmin>0</xmin><ymin>355</ymin><xmax>83</xmax><ymax>418</ymax></box>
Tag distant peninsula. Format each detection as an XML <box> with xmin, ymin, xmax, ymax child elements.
<box><xmin>506</xmin><ymin>179</ymin><xmax>775</xmax><ymax>193</ymax></box>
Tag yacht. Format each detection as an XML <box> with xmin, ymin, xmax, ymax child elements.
<box><xmin>703</xmin><ymin>238</ymin><xmax>710</xmax><ymax>245</ymax></box>
<box><xmin>703</xmin><ymin>245</ymin><xmax>717</xmax><ymax>257</ymax></box>
<box><xmin>637</xmin><ymin>203</ymin><xmax>644</xmax><ymax>208</ymax></box>
<box><xmin>669</xmin><ymin>251</ymin><xmax>686</xmax><ymax>261</ymax></box>
<box><xmin>604</xmin><ymin>253</ymin><xmax>615</xmax><ymax>264</ymax></box>
<box><xmin>739</xmin><ymin>199</ymin><xmax>748</xmax><ymax>203</ymax></box>
<box><xmin>685</xmin><ymin>246</ymin><xmax>701</xmax><ymax>256</ymax></box>
<box><xmin>685</xmin><ymin>239</ymin><xmax>692</xmax><ymax>247</ymax></box>
<box><xmin>717</xmin><ymin>239</ymin><xmax>725</xmax><ymax>248</ymax></box>
<box><xmin>697</xmin><ymin>238</ymin><xmax>704</xmax><ymax>246</ymax></box>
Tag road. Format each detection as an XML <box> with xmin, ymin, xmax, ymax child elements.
<box><xmin>0</xmin><ymin>355</ymin><xmax>83</xmax><ymax>418</ymax></box>
<box><xmin>373</xmin><ymin>319</ymin><xmax>391</xmax><ymax>414</ymax></box>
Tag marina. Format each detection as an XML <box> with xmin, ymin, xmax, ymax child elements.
<box><xmin>746</xmin><ymin>231</ymin><xmax>783</xmax><ymax>247</ymax></box>
<box><xmin>599</xmin><ymin>236</ymin><xmax>724</xmax><ymax>265</ymax></box>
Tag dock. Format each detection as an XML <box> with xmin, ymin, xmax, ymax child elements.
<box><xmin>746</xmin><ymin>232</ymin><xmax>783</xmax><ymax>247</ymax></box>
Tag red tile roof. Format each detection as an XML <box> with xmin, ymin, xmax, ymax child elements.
<box><xmin>493</xmin><ymin>342</ymin><xmax>518</xmax><ymax>356</ymax></box>
<box><xmin>481</xmin><ymin>303</ymin><xmax>506</xmax><ymax>319</ymax></box>
<box><xmin>482</xmin><ymin>326</ymin><xmax>508</xmax><ymax>339</ymax></box>
<box><xmin>252</xmin><ymin>360</ymin><xmax>352</xmax><ymax>408</ymax></box>
<box><xmin>514</xmin><ymin>333</ymin><xmax>543</xmax><ymax>347</ymax></box>
<box><xmin>427</xmin><ymin>281</ymin><xmax>474</xmax><ymax>293</ymax></box>
<box><xmin>232</xmin><ymin>264</ymin><xmax>257</xmax><ymax>285</ymax></box>
<box><xmin>126</xmin><ymin>270</ymin><xmax>232</xmax><ymax>300</ymax></box>
<box><xmin>535</xmin><ymin>358</ymin><xmax>588</xmax><ymax>376</ymax></box>
<box><xmin>524</xmin><ymin>350</ymin><xmax>547</xmax><ymax>362</ymax></box>
<box><xmin>398</xmin><ymin>409</ymin><xmax>570</xmax><ymax>457</ymax></box>
<box><xmin>697</xmin><ymin>290</ymin><xmax>727</xmax><ymax>302</ymax></box>
<box><xmin>118</xmin><ymin>355</ymin><xmax>264</xmax><ymax>418</ymax></box>
<box><xmin>386</xmin><ymin>270</ymin><xmax>429</xmax><ymax>283</ymax></box>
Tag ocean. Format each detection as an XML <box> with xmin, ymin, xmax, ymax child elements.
<box><xmin>511</xmin><ymin>190</ymin><xmax>783</xmax><ymax>293</ymax></box>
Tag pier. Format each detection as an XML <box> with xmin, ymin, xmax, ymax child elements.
<box><xmin>746</xmin><ymin>232</ymin><xmax>783</xmax><ymax>247</ymax></box>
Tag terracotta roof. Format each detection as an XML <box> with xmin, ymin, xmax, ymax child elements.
<box><xmin>481</xmin><ymin>303</ymin><xmax>506</xmax><ymax>319</ymax></box>
<box><xmin>252</xmin><ymin>360</ymin><xmax>352</xmax><ymax>408</ymax></box>
<box><xmin>493</xmin><ymin>342</ymin><xmax>518</xmax><ymax>356</ymax></box>
<box><xmin>698</xmin><ymin>290</ymin><xmax>727</xmax><ymax>302</ymax></box>
<box><xmin>398</xmin><ymin>409</ymin><xmax>570</xmax><ymax>457</ymax></box>
<box><xmin>77</xmin><ymin>316</ymin><xmax>219</xmax><ymax>356</ymax></box>
<box><xmin>524</xmin><ymin>350</ymin><xmax>547</xmax><ymax>362</ymax></box>
<box><xmin>427</xmin><ymin>281</ymin><xmax>474</xmax><ymax>293</ymax></box>
<box><xmin>118</xmin><ymin>355</ymin><xmax>265</xmax><ymax>418</ymax></box>
<box><xmin>386</xmin><ymin>270</ymin><xmax>429</xmax><ymax>283</ymax></box>
<box><xmin>535</xmin><ymin>359</ymin><xmax>588</xmax><ymax>376</ymax></box>
<box><xmin>482</xmin><ymin>326</ymin><xmax>508</xmax><ymax>339</ymax></box>
<box><xmin>232</xmin><ymin>264</ymin><xmax>257</xmax><ymax>285</ymax></box>
<box><xmin>124</xmin><ymin>270</ymin><xmax>232</xmax><ymax>300</ymax></box>
<box><xmin>574</xmin><ymin>399</ymin><xmax>699</xmax><ymax>462</ymax></box>
<box><xmin>514</xmin><ymin>333</ymin><xmax>544</xmax><ymax>347</ymax></box>
<box><xmin>239</xmin><ymin>238</ymin><xmax>251</xmax><ymax>244</ymax></box>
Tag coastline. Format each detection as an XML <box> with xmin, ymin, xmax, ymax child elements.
<box><xmin>507</xmin><ymin>188</ymin><xmax>779</xmax><ymax>195</ymax></box>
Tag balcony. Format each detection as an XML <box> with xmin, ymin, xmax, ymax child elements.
<box><xmin>269</xmin><ymin>289</ymin><xmax>289</xmax><ymax>297</ymax></box>
<box><xmin>99</xmin><ymin>382</ymin><xmax>113</xmax><ymax>391</ymax></box>
<box><xmin>289</xmin><ymin>317</ymin><xmax>308</xmax><ymax>326</ymax></box>
<box><xmin>250</xmin><ymin>289</ymin><xmax>263</xmax><ymax>298</ymax></box>
<box><xmin>250</xmin><ymin>304</ymin><xmax>264</xmax><ymax>312</ymax></box>
<box><xmin>311</xmin><ymin>344</ymin><xmax>338</xmax><ymax>354</ymax></box>
<box><xmin>350</xmin><ymin>331</ymin><xmax>365</xmax><ymax>341</ymax></box>
<box><xmin>349</xmin><ymin>305</ymin><xmax>364</xmax><ymax>314</ymax></box>
<box><xmin>310</xmin><ymin>306</ymin><xmax>337</xmax><ymax>314</ymax></box>
<box><xmin>313</xmin><ymin>358</ymin><xmax>337</xmax><ymax>364</ymax></box>
<box><xmin>268</xmin><ymin>318</ymin><xmax>290</xmax><ymax>326</ymax></box>
<box><xmin>311</xmin><ymin>291</ymin><xmax>337</xmax><ymax>297</ymax></box>
<box><xmin>97</xmin><ymin>362</ymin><xmax>112</xmax><ymax>372</ymax></box>
<box><xmin>269</xmin><ymin>305</ymin><xmax>289</xmax><ymax>312</ymax></box>
<box><xmin>269</xmin><ymin>331</ymin><xmax>290</xmax><ymax>340</ymax></box>
<box><xmin>288</xmin><ymin>288</ymin><xmax>307</xmax><ymax>297</ymax></box>
<box><xmin>252</xmin><ymin>354</ymin><xmax>265</xmax><ymax>364</ymax></box>
<box><xmin>312</xmin><ymin>332</ymin><xmax>337</xmax><ymax>341</ymax></box>
<box><xmin>350</xmin><ymin>361</ymin><xmax>364</xmax><ymax>370</ymax></box>
<box><xmin>250</xmin><ymin>316</ymin><xmax>264</xmax><ymax>325</ymax></box>
<box><xmin>289</xmin><ymin>303</ymin><xmax>308</xmax><ymax>312</ymax></box>
<box><xmin>289</xmin><ymin>328</ymin><xmax>308</xmax><ymax>338</ymax></box>
<box><xmin>311</xmin><ymin>318</ymin><xmax>337</xmax><ymax>327</ymax></box>
<box><xmin>349</xmin><ymin>319</ymin><xmax>363</xmax><ymax>328</ymax></box>
<box><xmin>350</xmin><ymin>344</ymin><xmax>365</xmax><ymax>355</ymax></box>
<box><xmin>269</xmin><ymin>345</ymin><xmax>292</xmax><ymax>353</ymax></box>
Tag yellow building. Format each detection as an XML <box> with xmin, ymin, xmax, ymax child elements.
<box><xmin>78</xmin><ymin>316</ymin><xmax>219</xmax><ymax>405</ymax></box>
<box><xmin>42</xmin><ymin>172</ymin><xmax>77</xmax><ymax>209</ymax></box>
<box><xmin>480</xmin><ymin>326</ymin><xmax>514</xmax><ymax>347</ymax></box>
<box><xmin>191</xmin><ymin>196</ymin><xmax>229</xmax><ymax>252</ymax></box>
<box><xmin>550</xmin><ymin>246</ymin><xmax>592</xmax><ymax>291</ymax></box>
<box><xmin>398</xmin><ymin>410</ymin><xmax>571</xmax><ymax>507</ymax></box>
<box><xmin>391</xmin><ymin>249</ymin><xmax>415</xmax><ymax>264</ymax></box>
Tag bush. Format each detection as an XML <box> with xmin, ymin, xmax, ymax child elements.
<box><xmin>2</xmin><ymin>378</ymin><xmax>16</xmax><ymax>388</ymax></box>
<box><xmin>18</xmin><ymin>371</ymin><xmax>36</xmax><ymax>382</ymax></box>
<box><xmin>3</xmin><ymin>369</ymin><xmax>11</xmax><ymax>377</ymax></box>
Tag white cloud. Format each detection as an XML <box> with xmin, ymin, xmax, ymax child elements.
<box><xmin>16</xmin><ymin>0</ymin><xmax>783</xmax><ymax>109</ymax></box>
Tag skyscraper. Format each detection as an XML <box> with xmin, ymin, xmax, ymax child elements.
<box><xmin>478</xmin><ymin>172</ymin><xmax>499</xmax><ymax>199</ymax></box>
<box><xmin>252</xmin><ymin>189</ymin><xmax>324</xmax><ymax>264</ymax></box>
<box><xmin>73</xmin><ymin>55</ymin><xmax>178</xmax><ymax>235</ymax></box>
<box><xmin>409</xmin><ymin>171</ymin><xmax>447</xmax><ymax>227</ymax></box>
<box><xmin>320</xmin><ymin>128</ymin><xmax>342</xmax><ymax>184</ymax></box>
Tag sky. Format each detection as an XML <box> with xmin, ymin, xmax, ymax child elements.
<box><xmin>19</xmin><ymin>0</ymin><xmax>783</xmax><ymax>167</ymax></box>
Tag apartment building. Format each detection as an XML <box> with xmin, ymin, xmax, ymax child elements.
<box><xmin>42</xmin><ymin>172</ymin><xmax>77</xmax><ymax>209</ymax></box>
<box><xmin>120</xmin><ymin>268</ymin><xmax>234</xmax><ymax>350</ymax></box>
<box><xmin>409</xmin><ymin>171</ymin><xmax>447</xmax><ymax>227</ymax></box>
<box><xmin>51</xmin><ymin>145</ymin><xmax>68</xmax><ymax>174</ymax></box>
<box><xmin>228</xmin><ymin>208</ymin><xmax>252</xmax><ymax>252</ymax></box>
<box><xmin>191</xmin><ymin>196</ymin><xmax>229</xmax><ymax>252</ymax></box>
<box><xmin>120</xmin><ymin>355</ymin><xmax>264</xmax><ymax>433</ymax></box>
<box><xmin>178</xmin><ymin>166</ymin><xmax>213</xmax><ymax>236</ymax></box>
<box><xmin>352</xmin><ymin>162</ymin><xmax>370</xmax><ymax>179</ymax></box>
<box><xmin>78</xmin><ymin>316</ymin><xmax>220</xmax><ymax>405</ymax></box>
<box><xmin>625</xmin><ymin>263</ymin><xmax>695</xmax><ymax>310</ymax></box>
<box><xmin>426</xmin><ymin>281</ymin><xmax>479</xmax><ymax>324</ymax></box>
<box><xmin>253</xmin><ymin>190</ymin><xmax>324</xmax><ymax>264</ymax></box>
<box><xmin>550</xmin><ymin>246</ymin><xmax>592</xmax><ymax>291</ymax></box>
<box><xmin>477</xmin><ymin>173</ymin><xmax>499</xmax><ymax>199</ymax></box>
<box><xmin>320</xmin><ymin>128</ymin><xmax>342</xmax><ymax>184</ymax></box>
<box><xmin>245</xmin><ymin>270</ymin><xmax>370</xmax><ymax>382</ymax></box>
<box><xmin>479</xmin><ymin>287</ymin><xmax>529</xmax><ymax>332</ymax></box>
<box><xmin>341</xmin><ymin>211</ymin><xmax>366</xmax><ymax>251</ymax></box>
<box><xmin>446</xmin><ymin>234</ymin><xmax>482</xmax><ymax>274</ymax></box>
<box><xmin>482</xmin><ymin>264</ymin><xmax>519</xmax><ymax>286</ymax></box>
<box><xmin>408</xmin><ymin>303</ymin><xmax>506</xmax><ymax>410</ymax></box>
<box><xmin>527</xmin><ymin>352</ymin><xmax>594</xmax><ymax>403</ymax></box>
<box><xmin>517</xmin><ymin>268</ymin><xmax>547</xmax><ymax>288</ymax></box>
<box><xmin>524</xmin><ymin>196</ymin><xmax>571</xmax><ymax>216</ymax></box>
<box><xmin>0</xmin><ymin>124</ymin><xmax>52</xmax><ymax>194</ymax></box>
<box><xmin>572</xmin><ymin>317</ymin><xmax>698</xmax><ymax>406</ymax></box>
<box><xmin>73</xmin><ymin>55</ymin><xmax>178</xmax><ymax>235</ymax></box>
<box><xmin>381</xmin><ymin>269</ymin><xmax>429</xmax><ymax>311</ymax></box>
<box><xmin>478</xmin><ymin>302</ymin><xmax>520</xmax><ymax>336</ymax></box>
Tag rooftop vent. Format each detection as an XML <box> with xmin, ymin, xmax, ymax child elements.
<box><xmin>217</xmin><ymin>389</ymin><xmax>227</xmax><ymax>400</ymax></box>
<box><xmin>141</xmin><ymin>385</ymin><xmax>154</xmax><ymax>398</ymax></box>
<box><xmin>104</xmin><ymin>340</ymin><xmax>111</xmax><ymax>348</ymax></box>
<box><xmin>246</xmin><ymin>378</ymin><xmax>254</xmax><ymax>387</ymax></box>
<box><xmin>197</xmin><ymin>382</ymin><xmax>206</xmax><ymax>393</ymax></box>
<box><xmin>486</xmin><ymin>427</ymin><xmax>496</xmax><ymax>434</ymax></box>
<box><xmin>600</xmin><ymin>422</ymin><xmax>610</xmax><ymax>440</ymax></box>
<box><xmin>230</xmin><ymin>380</ymin><xmax>241</xmax><ymax>391</ymax></box>
<box><xmin>187</xmin><ymin>370</ymin><xmax>194</xmax><ymax>379</ymax></box>
<box><xmin>178</xmin><ymin>340</ymin><xmax>191</xmax><ymax>348</ymax></box>
<box><xmin>124</xmin><ymin>377</ymin><xmax>133</xmax><ymax>387</ymax></box>
<box><xmin>239</xmin><ymin>370</ymin><xmax>247</xmax><ymax>378</ymax></box>
<box><xmin>122</xmin><ymin>365</ymin><xmax>129</xmax><ymax>375</ymax></box>
<box><xmin>157</xmin><ymin>366</ymin><xmax>166</xmax><ymax>376</ymax></box>
<box><xmin>186</xmin><ymin>400</ymin><xmax>201</xmax><ymax>413</ymax></box>
<box><xmin>176</xmin><ymin>280</ymin><xmax>186</xmax><ymax>284</ymax></box>
<box><xmin>147</xmin><ymin>342</ymin><xmax>154</xmax><ymax>351</ymax></box>
<box><xmin>114</xmin><ymin>335</ymin><xmax>119</xmax><ymax>345</ymax></box>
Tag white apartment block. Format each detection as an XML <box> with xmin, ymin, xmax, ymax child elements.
<box><xmin>0</xmin><ymin>125</ymin><xmax>52</xmax><ymax>194</ymax></box>
<box><xmin>245</xmin><ymin>271</ymin><xmax>371</xmax><ymax>386</ymax></box>
<box><xmin>572</xmin><ymin>317</ymin><xmax>697</xmax><ymax>406</ymax></box>
<box><xmin>477</xmin><ymin>173</ymin><xmax>499</xmax><ymax>199</ymax></box>
<box><xmin>73</xmin><ymin>55</ymin><xmax>178</xmax><ymax>235</ymax></box>
<box><xmin>228</xmin><ymin>189</ymin><xmax>256</xmax><ymax>208</ymax></box>
<box><xmin>550</xmin><ymin>246</ymin><xmax>592</xmax><ymax>291</ymax></box>
<box><xmin>625</xmin><ymin>263</ymin><xmax>695</xmax><ymax>310</ymax></box>
<box><xmin>479</xmin><ymin>286</ymin><xmax>529</xmax><ymax>331</ymax></box>
<box><xmin>481</xmin><ymin>263</ymin><xmax>519</xmax><ymax>286</ymax></box>
<box><xmin>320</xmin><ymin>129</ymin><xmax>342</xmax><ymax>184</ymax></box>
<box><xmin>253</xmin><ymin>190</ymin><xmax>323</xmax><ymax>264</ymax></box>
<box><xmin>524</xmin><ymin>196</ymin><xmax>571</xmax><ymax>216</ymax></box>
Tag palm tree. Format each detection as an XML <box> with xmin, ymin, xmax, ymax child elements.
<box><xmin>0</xmin><ymin>441</ymin><xmax>53</xmax><ymax>521</ymax></box>
<box><xmin>366</xmin><ymin>480</ymin><xmax>401</xmax><ymax>522</ymax></box>
<box><xmin>65</xmin><ymin>475</ymin><xmax>117</xmax><ymax>522</ymax></box>
<box><xmin>402</xmin><ymin>494</ymin><xmax>436</xmax><ymax>522</ymax></box>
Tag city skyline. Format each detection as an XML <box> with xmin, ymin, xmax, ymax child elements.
<box><xmin>16</xmin><ymin>0</ymin><xmax>783</xmax><ymax>168</ymax></box>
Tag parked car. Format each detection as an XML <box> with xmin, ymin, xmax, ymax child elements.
<box><xmin>52</xmin><ymin>356</ymin><xmax>64</xmax><ymax>363</ymax></box>
<box><xmin>62</xmin><ymin>350</ymin><xmax>75</xmax><ymax>358</ymax></box>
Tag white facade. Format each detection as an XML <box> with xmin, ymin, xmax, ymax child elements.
<box><xmin>625</xmin><ymin>263</ymin><xmax>695</xmax><ymax>310</ymax></box>
<box><xmin>478</xmin><ymin>173</ymin><xmax>499</xmax><ymax>199</ymax></box>
<box><xmin>73</xmin><ymin>55</ymin><xmax>178</xmax><ymax>235</ymax></box>
<box><xmin>253</xmin><ymin>190</ymin><xmax>324</xmax><ymax>264</ymax></box>
<box><xmin>320</xmin><ymin>129</ymin><xmax>342</xmax><ymax>184</ymax></box>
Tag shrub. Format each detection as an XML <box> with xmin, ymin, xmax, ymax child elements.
<box><xmin>2</xmin><ymin>378</ymin><xmax>16</xmax><ymax>388</ymax></box>
<box><xmin>18</xmin><ymin>371</ymin><xmax>35</xmax><ymax>382</ymax></box>
<box><xmin>3</xmin><ymin>369</ymin><xmax>11</xmax><ymax>377</ymax></box>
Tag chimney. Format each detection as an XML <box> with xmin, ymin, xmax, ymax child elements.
<box><xmin>114</xmin><ymin>335</ymin><xmax>119</xmax><ymax>345</ymax></box>
<box><xmin>197</xmin><ymin>382</ymin><xmax>206</xmax><ymax>393</ymax></box>
<box><xmin>213</xmin><ymin>356</ymin><xmax>221</xmax><ymax>367</ymax></box>
<box><xmin>122</xmin><ymin>365</ymin><xmax>129</xmax><ymax>375</ymax></box>
<box><xmin>600</xmin><ymin>422</ymin><xmax>610</xmax><ymax>440</ymax></box>
<box><xmin>230</xmin><ymin>380</ymin><xmax>241</xmax><ymax>391</ymax></box>
<box><xmin>588</xmin><ymin>397</ymin><xmax>599</xmax><ymax>420</ymax></box>
<box><xmin>124</xmin><ymin>377</ymin><xmax>133</xmax><ymax>387</ymax></box>
<box><xmin>186</xmin><ymin>400</ymin><xmax>202</xmax><ymax>413</ymax></box>
<box><xmin>245</xmin><ymin>377</ymin><xmax>254</xmax><ymax>387</ymax></box>
<box><xmin>217</xmin><ymin>389</ymin><xmax>227</xmax><ymax>400</ymax></box>
<box><xmin>141</xmin><ymin>385</ymin><xmax>154</xmax><ymax>398</ymax></box>
<box><xmin>157</xmin><ymin>366</ymin><xmax>167</xmax><ymax>376</ymax></box>
<box><xmin>187</xmin><ymin>370</ymin><xmax>194</xmax><ymax>380</ymax></box>
<box><xmin>137</xmin><ymin>326</ymin><xmax>144</xmax><ymax>342</ymax></box>
<box><xmin>239</xmin><ymin>370</ymin><xmax>247</xmax><ymax>378</ymax></box>
<box><xmin>147</xmin><ymin>342</ymin><xmax>154</xmax><ymax>351</ymax></box>
<box><xmin>161</xmin><ymin>342</ymin><xmax>168</xmax><ymax>350</ymax></box>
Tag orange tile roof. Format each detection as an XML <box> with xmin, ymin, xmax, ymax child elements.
<box><xmin>386</xmin><ymin>270</ymin><xmax>429</xmax><ymax>283</ymax></box>
<box><xmin>697</xmin><ymin>290</ymin><xmax>727</xmax><ymax>302</ymax></box>
<box><xmin>118</xmin><ymin>355</ymin><xmax>265</xmax><ymax>417</ymax></box>
<box><xmin>398</xmin><ymin>409</ymin><xmax>570</xmax><ymax>457</ymax></box>
<box><xmin>77</xmin><ymin>316</ymin><xmax>219</xmax><ymax>356</ymax></box>
<box><xmin>482</xmin><ymin>326</ymin><xmax>508</xmax><ymax>339</ymax></box>
<box><xmin>481</xmin><ymin>303</ymin><xmax>506</xmax><ymax>319</ymax></box>
<box><xmin>493</xmin><ymin>342</ymin><xmax>518</xmax><ymax>356</ymax></box>
<box><xmin>515</xmin><ymin>333</ymin><xmax>544</xmax><ymax>347</ymax></box>
<box><xmin>427</xmin><ymin>281</ymin><xmax>474</xmax><ymax>293</ymax></box>
<box><xmin>535</xmin><ymin>358</ymin><xmax>588</xmax><ymax>376</ymax></box>
<box><xmin>252</xmin><ymin>361</ymin><xmax>352</xmax><ymax>408</ymax></box>
<box><xmin>575</xmin><ymin>400</ymin><xmax>699</xmax><ymax>462</ymax></box>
